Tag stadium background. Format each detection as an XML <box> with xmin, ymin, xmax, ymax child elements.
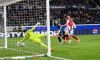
<box><xmin>0</xmin><ymin>0</ymin><xmax>100</xmax><ymax>35</ymax></box>
<box><xmin>0</xmin><ymin>0</ymin><xmax>100</xmax><ymax>60</ymax></box>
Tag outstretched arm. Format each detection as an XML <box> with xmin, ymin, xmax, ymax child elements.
<box><xmin>17</xmin><ymin>36</ymin><xmax>26</xmax><ymax>46</ymax></box>
<box><xmin>20</xmin><ymin>36</ymin><xmax>26</xmax><ymax>43</ymax></box>
<box><xmin>73</xmin><ymin>22</ymin><xmax>76</xmax><ymax>30</ymax></box>
<box><xmin>56</xmin><ymin>24</ymin><xmax>62</xmax><ymax>32</ymax></box>
<box><xmin>60</xmin><ymin>25</ymin><xmax>62</xmax><ymax>30</ymax></box>
<box><xmin>62</xmin><ymin>22</ymin><xmax>67</xmax><ymax>26</ymax></box>
<box><xmin>27</xmin><ymin>22</ymin><xmax>40</xmax><ymax>32</ymax></box>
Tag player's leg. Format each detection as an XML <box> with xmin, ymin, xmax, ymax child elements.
<box><xmin>63</xmin><ymin>35</ymin><xmax>71</xmax><ymax>44</ymax></box>
<box><xmin>67</xmin><ymin>30</ymin><xmax>72</xmax><ymax>44</ymax></box>
<box><xmin>64</xmin><ymin>27</ymin><xmax>71</xmax><ymax>44</ymax></box>
<box><xmin>72</xmin><ymin>34</ymin><xmax>80</xmax><ymax>43</ymax></box>
<box><xmin>40</xmin><ymin>42</ymin><xmax>47</xmax><ymax>48</ymax></box>
<box><xmin>54</xmin><ymin>34</ymin><xmax>59</xmax><ymax>37</ymax></box>
<box><xmin>33</xmin><ymin>38</ymin><xmax>54</xmax><ymax>51</ymax></box>
<box><xmin>38</xmin><ymin>34</ymin><xmax>53</xmax><ymax>38</ymax></box>
<box><xmin>62</xmin><ymin>35</ymin><xmax>68</xmax><ymax>43</ymax></box>
<box><xmin>63</xmin><ymin>28</ymin><xmax>68</xmax><ymax>43</ymax></box>
<box><xmin>66</xmin><ymin>35</ymin><xmax>71</xmax><ymax>44</ymax></box>
<box><xmin>57</xmin><ymin>30</ymin><xmax>63</xmax><ymax>45</ymax></box>
<box><xmin>33</xmin><ymin>38</ymin><xmax>47</xmax><ymax>48</ymax></box>
<box><xmin>62</xmin><ymin>37</ymin><xmax>66</xmax><ymax>43</ymax></box>
<box><xmin>62</xmin><ymin>32</ymin><xmax>67</xmax><ymax>43</ymax></box>
<box><xmin>58</xmin><ymin>36</ymin><xmax>62</xmax><ymax>45</ymax></box>
<box><xmin>71</xmin><ymin>30</ymin><xmax>80</xmax><ymax>43</ymax></box>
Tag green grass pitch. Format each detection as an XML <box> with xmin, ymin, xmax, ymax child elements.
<box><xmin>0</xmin><ymin>34</ymin><xmax>100</xmax><ymax>60</ymax></box>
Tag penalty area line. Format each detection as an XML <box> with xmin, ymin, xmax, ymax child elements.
<box><xmin>50</xmin><ymin>56</ymin><xmax>71</xmax><ymax>60</ymax></box>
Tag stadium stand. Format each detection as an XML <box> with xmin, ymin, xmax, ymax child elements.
<box><xmin>51</xmin><ymin>8</ymin><xmax>100</xmax><ymax>25</ymax></box>
<box><xmin>0</xmin><ymin>0</ymin><xmax>99</xmax><ymax>26</ymax></box>
<box><xmin>7</xmin><ymin>0</ymin><xmax>46</xmax><ymax>26</ymax></box>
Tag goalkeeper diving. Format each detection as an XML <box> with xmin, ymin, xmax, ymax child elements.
<box><xmin>17</xmin><ymin>22</ymin><xmax>54</xmax><ymax>51</ymax></box>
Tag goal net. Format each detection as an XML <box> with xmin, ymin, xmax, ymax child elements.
<box><xmin>0</xmin><ymin>8</ymin><xmax>4</xmax><ymax>49</ymax></box>
<box><xmin>0</xmin><ymin>0</ymin><xmax>51</xmax><ymax>59</ymax></box>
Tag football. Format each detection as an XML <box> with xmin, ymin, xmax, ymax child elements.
<box><xmin>21</xmin><ymin>43</ymin><xmax>24</xmax><ymax>47</ymax></box>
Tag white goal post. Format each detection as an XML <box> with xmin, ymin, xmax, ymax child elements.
<box><xmin>0</xmin><ymin>0</ymin><xmax>51</xmax><ymax>59</ymax></box>
<box><xmin>4</xmin><ymin>6</ymin><xmax>7</xmax><ymax>48</ymax></box>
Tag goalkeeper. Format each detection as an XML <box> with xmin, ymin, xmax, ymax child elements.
<box><xmin>17</xmin><ymin>22</ymin><xmax>53</xmax><ymax>50</ymax></box>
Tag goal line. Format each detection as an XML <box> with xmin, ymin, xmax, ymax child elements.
<box><xmin>0</xmin><ymin>54</ymin><xmax>45</xmax><ymax>59</ymax></box>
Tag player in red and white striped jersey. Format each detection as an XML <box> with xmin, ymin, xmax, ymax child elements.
<box><xmin>64</xmin><ymin>16</ymin><xmax>80</xmax><ymax>44</ymax></box>
<box><xmin>62</xmin><ymin>15</ymin><xmax>72</xmax><ymax>43</ymax></box>
<box><xmin>67</xmin><ymin>17</ymin><xmax>80</xmax><ymax>43</ymax></box>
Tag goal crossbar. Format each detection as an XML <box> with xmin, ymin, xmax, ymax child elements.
<box><xmin>0</xmin><ymin>0</ymin><xmax>23</xmax><ymax>6</ymax></box>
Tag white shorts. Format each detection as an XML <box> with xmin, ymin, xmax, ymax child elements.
<box><xmin>64</xmin><ymin>27</ymin><xmax>69</xmax><ymax>33</ymax></box>
<box><xmin>64</xmin><ymin>27</ymin><xmax>74</xmax><ymax>36</ymax></box>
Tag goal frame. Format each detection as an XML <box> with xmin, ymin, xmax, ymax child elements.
<box><xmin>1</xmin><ymin>0</ymin><xmax>51</xmax><ymax>58</ymax></box>
<box><xmin>4</xmin><ymin>6</ymin><xmax>7</xmax><ymax>48</ymax></box>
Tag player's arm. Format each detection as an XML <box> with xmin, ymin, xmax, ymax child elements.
<box><xmin>56</xmin><ymin>29</ymin><xmax>59</xmax><ymax>32</ymax></box>
<box><xmin>58</xmin><ymin>23</ymin><xmax>62</xmax><ymax>31</ymax></box>
<box><xmin>60</xmin><ymin>25</ymin><xmax>62</xmax><ymax>30</ymax></box>
<box><xmin>62</xmin><ymin>19</ymin><xmax>69</xmax><ymax>26</ymax></box>
<box><xmin>73</xmin><ymin>22</ymin><xmax>76</xmax><ymax>30</ymax></box>
<box><xmin>60</xmin><ymin>35</ymin><xmax>64</xmax><ymax>37</ymax></box>
<box><xmin>55</xmin><ymin>24</ymin><xmax>62</xmax><ymax>32</ymax></box>
<box><xmin>17</xmin><ymin>35</ymin><xmax>26</xmax><ymax>46</ymax></box>
<box><xmin>20</xmin><ymin>36</ymin><xmax>26</xmax><ymax>43</ymax></box>
<box><xmin>62</xmin><ymin>23</ymin><xmax>66</xmax><ymax>26</ymax></box>
<box><xmin>55</xmin><ymin>25</ymin><xmax>62</xmax><ymax>33</ymax></box>
<box><xmin>62</xmin><ymin>22</ymin><xmax>68</xmax><ymax>26</ymax></box>
<box><xmin>60</xmin><ymin>32</ymin><xmax>67</xmax><ymax>37</ymax></box>
<box><xmin>66</xmin><ymin>20</ymin><xmax>69</xmax><ymax>25</ymax></box>
<box><xmin>27</xmin><ymin>22</ymin><xmax>40</xmax><ymax>32</ymax></box>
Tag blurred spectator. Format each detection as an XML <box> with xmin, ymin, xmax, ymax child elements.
<box><xmin>13</xmin><ymin>27</ymin><xmax>17</xmax><ymax>32</ymax></box>
<box><xmin>6</xmin><ymin>0</ymin><xmax>46</xmax><ymax>26</ymax></box>
<box><xmin>2</xmin><ymin>0</ymin><xmax>99</xmax><ymax>26</ymax></box>
<box><xmin>23</xmin><ymin>29</ymin><xmax>27</xmax><ymax>32</ymax></box>
<box><xmin>51</xmin><ymin>8</ymin><xmax>100</xmax><ymax>25</ymax></box>
<box><xmin>18</xmin><ymin>26</ymin><xmax>22</xmax><ymax>32</ymax></box>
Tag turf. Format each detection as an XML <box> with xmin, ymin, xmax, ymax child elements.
<box><xmin>0</xmin><ymin>34</ymin><xmax>100</xmax><ymax>60</ymax></box>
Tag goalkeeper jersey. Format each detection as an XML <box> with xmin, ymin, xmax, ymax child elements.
<box><xmin>22</xmin><ymin>26</ymin><xmax>44</xmax><ymax>41</ymax></box>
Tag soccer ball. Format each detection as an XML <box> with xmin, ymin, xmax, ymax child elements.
<box><xmin>51</xmin><ymin>48</ymin><xmax>54</xmax><ymax>51</ymax></box>
<box><xmin>21</xmin><ymin>43</ymin><xmax>24</xmax><ymax>47</ymax></box>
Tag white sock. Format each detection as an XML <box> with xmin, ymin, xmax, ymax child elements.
<box><xmin>69</xmin><ymin>40</ymin><xmax>71</xmax><ymax>44</ymax></box>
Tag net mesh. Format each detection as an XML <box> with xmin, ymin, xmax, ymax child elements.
<box><xmin>0</xmin><ymin>14</ymin><xmax>4</xmax><ymax>49</ymax></box>
<box><xmin>0</xmin><ymin>7</ymin><xmax>4</xmax><ymax>48</ymax></box>
<box><xmin>0</xmin><ymin>0</ymin><xmax>47</xmax><ymax>58</ymax></box>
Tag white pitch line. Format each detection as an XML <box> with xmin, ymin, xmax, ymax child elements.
<box><xmin>6</xmin><ymin>48</ymin><xmax>39</xmax><ymax>54</ymax></box>
<box><xmin>79</xmin><ymin>43</ymin><xmax>100</xmax><ymax>44</ymax></box>
<box><xmin>0</xmin><ymin>47</ymin><xmax>4</xmax><ymax>49</ymax></box>
<box><xmin>50</xmin><ymin>56</ymin><xmax>71</xmax><ymax>60</ymax></box>
<box><xmin>0</xmin><ymin>54</ymin><xmax>44</xmax><ymax>59</ymax></box>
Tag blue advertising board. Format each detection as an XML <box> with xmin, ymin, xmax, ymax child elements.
<box><xmin>26</xmin><ymin>25</ymin><xmax>100</xmax><ymax>35</ymax></box>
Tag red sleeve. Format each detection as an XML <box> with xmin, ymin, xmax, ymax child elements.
<box><xmin>69</xmin><ymin>18</ymin><xmax>71</xmax><ymax>22</ymax></box>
